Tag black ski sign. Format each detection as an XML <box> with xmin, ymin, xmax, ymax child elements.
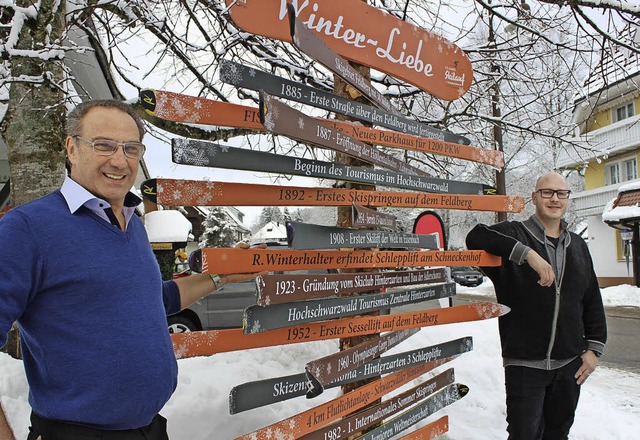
<box><xmin>228</xmin><ymin>337</ymin><xmax>472</xmax><ymax>413</ymax></box>
<box><xmin>220</xmin><ymin>60</ymin><xmax>470</xmax><ymax>145</ymax></box>
<box><xmin>286</xmin><ymin>221</ymin><xmax>439</xmax><ymax>250</ymax></box>
<box><xmin>256</xmin><ymin>269</ymin><xmax>448</xmax><ymax>306</ymax></box>
<box><xmin>243</xmin><ymin>282</ymin><xmax>456</xmax><ymax>333</ymax></box>
<box><xmin>260</xmin><ymin>91</ymin><xmax>427</xmax><ymax>176</ymax></box>
<box><xmin>352</xmin><ymin>204</ymin><xmax>397</xmax><ymax>230</ymax></box>
<box><xmin>305</xmin><ymin>336</ymin><xmax>472</xmax><ymax>396</ymax></box>
<box><xmin>290</xmin><ymin>11</ymin><xmax>400</xmax><ymax>115</ymax></box>
<box><xmin>171</xmin><ymin>138</ymin><xmax>495</xmax><ymax>195</ymax></box>
<box><xmin>305</xmin><ymin>328</ymin><xmax>419</xmax><ymax>387</ymax></box>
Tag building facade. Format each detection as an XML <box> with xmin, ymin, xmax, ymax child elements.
<box><xmin>558</xmin><ymin>26</ymin><xmax>640</xmax><ymax>286</ymax></box>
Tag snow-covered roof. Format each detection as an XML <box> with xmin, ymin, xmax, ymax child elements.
<box><xmin>144</xmin><ymin>210</ymin><xmax>192</xmax><ymax>242</ymax></box>
<box><xmin>251</xmin><ymin>221</ymin><xmax>288</xmax><ymax>243</ymax></box>
<box><xmin>602</xmin><ymin>183</ymin><xmax>640</xmax><ymax>227</ymax></box>
<box><xmin>580</xmin><ymin>25</ymin><xmax>640</xmax><ymax>100</ymax></box>
<box><xmin>572</xmin><ymin>25</ymin><xmax>640</xmax><ymax>129</ymax></box>
<box><xmin>559</xmin><ymin>26</ymin><xmax>640</xmax><ymax>169</ymax></box>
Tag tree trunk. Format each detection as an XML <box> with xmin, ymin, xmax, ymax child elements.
<box><xmin>0</xmin><ymin>0</ymin><xmax>67</xmax><ymax>359</ymax></box>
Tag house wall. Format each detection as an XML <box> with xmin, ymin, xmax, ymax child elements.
<box><xmin>584</xmin><ymin>159</ymin><xmax>604</xmax><ymax>190</ymax></box>
<box><xmin>583</xmin><ymin>99</ymin><xmax>639</xmax><ymax>190</ymax></box>
<box><xmin>586</xmin><ymin>96</ymin><xmax>640</xmax><ymax>132</ymax></box>
<box><xmin>587</xmin><ymin>109</ymin><xmax>611</xmax><ymax>132</ymax></box>
<box><xmin>584</xmin><ymin>151</ymin><xmax>640</xmax><ymax>190</ymax></box>
<box><xmin>586</xmin><ymin>215</ymin><xmax>634</xmax><ymax>287</ymax></box>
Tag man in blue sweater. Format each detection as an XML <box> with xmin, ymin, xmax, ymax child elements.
<box><xmin>466</xmin><ymin>172</ymin><xmax>607</xmax><ymax>440</ymax></box>
<box><xmin>0</xmin><ymin>100</ymin><xmax>259</xmax><ymax>439</ymax></box>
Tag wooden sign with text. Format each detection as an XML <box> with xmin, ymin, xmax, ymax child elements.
<box><xmin>170</xmin><ymin>303</ymin><xmax>507</xmax><ymax>357</ymax></box>
<box><xmin>222</xmin><ymin>60</ymin><xmax>469</xmax><ymax>145</ymax></box>
<box><xmin>140</xmin><ymin>89</ymin><xmax>261</xmax><ymax>129</ymax></box>
<box><xmin>398</xmin><ymin>416</ymin><xmax>449</xmax><ymax>440</ymax></box>
<box><xmin>244</xmin><ymin>282</ymin><xmax>455</xmax><ymax>333</ymax></box>
<box><xmin>172</xmin><ymin>139</ymin><xmax>494</xmax><ymax>195</ymax></box>
<box><xmin>286</xmin><ymin>221</ymin><xmax>439</xmax><ymax>250</ymax></box>
<box><xmin>323</xmin><ymin>119</ymin><xmax>504</xmax><ymax>168</ymax></box>
<box><xmin>140</xmin><ymin>89</ymin><xmax>504</xmax><ymax>167</ymax></box>
<box><xmin>290</xmin><ymin>11</ymin><xmax>400</xmax><ymax>114</ymax></box>
<box><xmin>256</xmin><ymin>269</ymin><xmax>447</xmax><ymax>306</ymax></box>
<box><xmin>141</xmin><ymin>179</ymin><xmax>525</xmax><ymax>213</ymax></box>
<box><xmin>199</xmin><ymin>247</ymin><xmax>501</xmax><ymax>274</ymax></box>
<box><xmin>317</xmin><ymin>338</ymin><xmax>469</xmax><ymax>401</ymax></box>
<box><xmin>352</xmin><ymin>204</ymin><xmax>397</xmax><ymax>230</ymax></box>
<box><xmin>223</xmin><ymin>0</ymin><xmax>472</xmax><ymax>100</ymax></box>
<box><xmin>260</xmin><ymin>91</ymin><xmax>426</xmax><ymax>176</ymax></box>
<box><xmin>306</xmin><ymin>332</ymin><xmax>467</xmax><ymax>388</ymax></box>
<box><xmin>304</xmin><ymin>329</ymin><xmax>419</xmax><ymax>387</ymax></box>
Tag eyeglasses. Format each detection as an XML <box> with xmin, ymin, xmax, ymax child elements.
<box><xmin>74</xmin><ymin>136</ymin><xmax>146</xmax><ymax>159</ymax></box>
<box><xmin>536</xmin><ymin>189</ymin><xmax>571</xmax><ymax>199</ymax></box>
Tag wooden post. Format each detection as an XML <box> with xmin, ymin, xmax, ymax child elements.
<box><xmin>334</xmin><ymin>56</ymin><xmax>383</xmax><ymax>438</ymax></box>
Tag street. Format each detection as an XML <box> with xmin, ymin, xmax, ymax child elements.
<box><xmin>454</xmin><ymin>294</ymin><xmax>640</xmax><ymax>374</ymax></box>
<box><xmin>396</xmin><ymin>293</ymin><xmax>640</xmax><ymax>374</ymax></box>
<box><xmin>599</xmin><ymin>309</ymin><xmax>640</xmax><ymax>374</ymax></box>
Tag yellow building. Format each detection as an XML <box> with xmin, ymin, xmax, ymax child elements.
<box><xmin>558</xmin><ymin>27</ymin><xmax>640</xmax><ymax>286</ymax></box>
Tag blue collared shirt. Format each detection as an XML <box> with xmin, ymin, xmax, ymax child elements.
<box><xmin>60</xmin><ymin>176</ymin><xmax>141</xmax><ymax>230</ymax></box>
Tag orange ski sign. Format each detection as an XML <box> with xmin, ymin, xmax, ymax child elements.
<box><xmin>142</xmin><ymin>178</ymin><xmax>524</xmax><ymax>212</ymax></box>
<box><xmin>169</xmin><ymin>302</ymin><xmax>509</xmax><ymax>358</ymax></box>
<box><xmin>395</xmin><ymin>416</ymin><xmax>449</xmax><ymax>440</ymax></box>
<box><xmin>200</xmin><ymin>247</ymin><xmax>501</xmax><ymax>274</ymax></box>
<box><xmin>223</xmin><ymin>0</ymin><xmax>472</xmax><ymax>100</ymax></box>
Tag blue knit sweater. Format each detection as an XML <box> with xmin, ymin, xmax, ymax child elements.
<box><xmin>0</xmin><ymin>190</ymin><xmax>181</xmax><ymax>429</ymax></box>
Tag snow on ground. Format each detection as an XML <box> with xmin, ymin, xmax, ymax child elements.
<box><xmin>457</xmin><ymin>278</ymin><xmax>640</xmax><ymax>309</ymax></box>
<box><xmin>1</xmin><ymin>281</ymin><xmax>639</xmax><ymax>439</ymax></box>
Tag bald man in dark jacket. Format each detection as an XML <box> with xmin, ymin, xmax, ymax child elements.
<box><xmin>466</xmin><ymin>172</ymin><xmax>606</xmax><ymax>440</ymax></box>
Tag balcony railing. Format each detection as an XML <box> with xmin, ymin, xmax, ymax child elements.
<box><xmin>571</xmin><ymin>180</ymin><xmax>640</xmax><ymax>217</ymax></box>
<box><xmin>557</xmin><ymin>115</ymin><xmax>640</xmax><ymax>169</ymax></box>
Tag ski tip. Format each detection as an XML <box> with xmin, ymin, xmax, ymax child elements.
<box><xmin>470</xmin><ymin>302</ymin><xmax>510</xmax><ymax>318</ymax></box>
<box><xmin>305</xmin><ymin>371</ymin><xmax>324</xmax><ymax>399</ymax></box>
<box><xmin>188</xmin><ymin>248</ymin><xmax>203</xmax><ymax>273</ymax></box>
<box><xmin>228</xmin><ymin>389</ymin><xmax>238</xmax><ymax>415</ymax></box>
<box><xmin>459</xmin><ymin>135</ymin><xmax>472</xmax><ymax>146</ymax></box>
<box><xmin>139</xmin><ymin>89</ymin><xmax>157</xmax><ymax>114</ymax></box>
<box><xmin>140</xmin><ymin>179</ymin><xmax>157</xmax><ymax>204</ymax></box>
<box><xmin>286</xmin><ymin>2</ymin><xmax>296</xmax><ymax>37</ymax></box>
<box><xmin>457</xmin><ymin>383</ymin><xmax>470</xmax><ymax>398</ymax></box>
